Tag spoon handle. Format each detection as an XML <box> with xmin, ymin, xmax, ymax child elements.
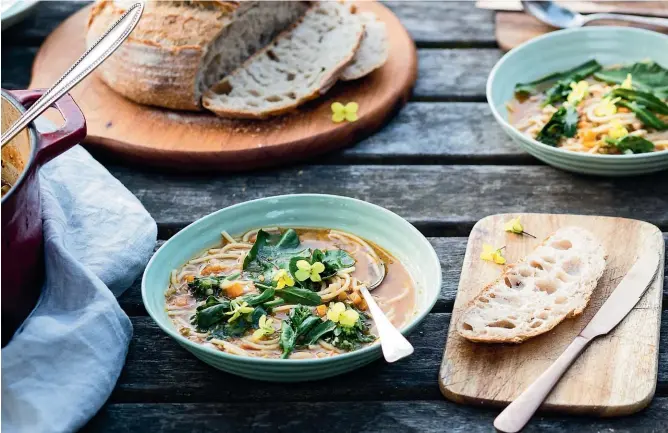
<box><xmin>359</xmin><ymin>286</ymin><xmax>414</xmax><ymax>363</ymax></box>
<box><xmin>583</xmin><ymin>13</ymin><xmax>668</xmax><ymax>28</ymax></box>
<box><xmin>0</xmin><ymin>2</ymin><xmax>144</xmax><ymax>148</ymax></box>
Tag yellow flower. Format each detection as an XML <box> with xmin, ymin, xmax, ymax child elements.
<box><xmin>295</xmin><ymin>260</ymin><xmax>325</xmax><ymax>282</ymax></box>
<box><xmin>504</xmin><ymin>218</ymin><xmax>524</xmax><ymax>235</ymax></box>
<box><xmin>225</xmin><ymin>300</ymin><xmax>254</xmax><ymax>323</ymax></box>
<box><xmin>480</xmin><ymin>244</ymin><xmax>506</xmax><ymax>265</ymax></box>
<box><xmin>593</xmin><ymin>97</ymin><xmax>619</xmax><ymax>117</ymax></box>
<box><xmin>339</xmin><ymin>309</ymin><xmax>360</xmax><ymax>328</ymax></box>
<box><xmin>621</xmin><ymin>73</ymin><xmax>633</xmax><ymax>90</ymax></box>
<box><xmin>608</xmin><ymin>119</ymin><xmax>629</xmax><ymax>140</ymax></box>
<box><xmin>327</xmin><ymin>302</ymin><xmax>347</xmax><ymax>322</ymax></box>
<box><xmin>251</xmin><ymin>314</ymin><xmax>275</xmax><ymax>341</ymax></box>
<box><xmin>273</xmin><ymin>269</ymin><xmax>294</xmax><ymax>290</ymax></box>
<box><xmin>567</xmin><ymin>81</ymin><xmax>589</xmax><ymax>105</ymax></box>
<box><xmin>331</xmin><ymin>102</ymin><xmax>359</xmax><ymax>123</ymax></box>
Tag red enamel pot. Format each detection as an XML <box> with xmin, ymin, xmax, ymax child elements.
<box><xmin>1</xmin><ymin>89</ymin><xmax>86</xmax><ymax>345</ymax></box>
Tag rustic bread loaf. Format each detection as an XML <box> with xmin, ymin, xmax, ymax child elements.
<box><xmin>86</xmin><ymin>1</ymin><xmax>310</xmax><ymax>111</ymax></box>
<box><xmin>457</xmin><ymin>227</ymin><xmax>606</xmax><ymax>343</ymax></box>
<box><xmin>202</xmin><ymin>1</ymin><xmax>364</xmax><ymax>119</ymax></box>
<box><xmin>341</xmin><ymin>12</ymin><xmax>388</xmax><ymax>80</ymax></box>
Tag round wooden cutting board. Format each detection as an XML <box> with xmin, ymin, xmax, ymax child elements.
<box><xmin>30</xmin><ymin>2</ymin><xmax>417</xmax><ymax>171</ymax></box>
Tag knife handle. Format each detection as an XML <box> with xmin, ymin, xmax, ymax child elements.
<box><xmin>494</xmin><ymin>335</ymin><xmax>591</xmax><ymax>433</ymax></box>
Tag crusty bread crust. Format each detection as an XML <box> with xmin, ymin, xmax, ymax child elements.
<box><xmin>202</xmin><ymin>2</ymin><xmax>364</xmax><ymax>119</ymax></box>
<box><xmin>457</xmin><ymin>227</ymin><xmax>607</xmax><ymax>344</ymax></box>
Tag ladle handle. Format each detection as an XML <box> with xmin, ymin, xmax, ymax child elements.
<box><xmin>0</xmin><ymin>2</ymin><xmax>144</xmax><ymax>148</ymax></box>
<box><xmin>359</xmin><ymin>286</ymin><xmax>414</xmax><ymax>363</ymax></box>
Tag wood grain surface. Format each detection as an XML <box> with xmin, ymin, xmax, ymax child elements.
<box><xmin>29</xmin><ymin>2</ymin><xmax>417</xmax><ymax>171</ymax></box>
<box><xmin>441</xmin><ymin>214</ymin><xmax>665</xmax><ymax>415</ymax></box>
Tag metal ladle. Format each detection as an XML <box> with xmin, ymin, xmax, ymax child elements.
<box><xmin>1</xmin><ymin>2</ymin><xmax>144</xmax><ymax>148</ymax></box>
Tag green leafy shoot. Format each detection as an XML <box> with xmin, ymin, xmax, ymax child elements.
<box><xmin>240</xmin><ymin>288</ymin><xmax>275</xmax><ymax>307</ymax></box>
<box><xmin>278</xmin><ymin>305</ymin><xmax>322</xmax><ymax>358</ymax></box>
<box><xmin>304</xmin><ymin>320</ymin><xmax>337</xmax><ymax>345</ymax></box>
<box><xmin>275</xmin><ymin>286</ymin><xmax>322</xmax><ymax>306</ymax></box>
<box><xmin>191</xmin><ymin>296</ymin><xmax>231</xmax><ymax>330</ymax></box>
<box><xmin>611</xmin><ymin>88</ymin><xmax>668</xmax><ymax>115</ymax></box>
<box><xmin>604</xmin><ymin>135</ymin><xmax>655</xmax><ymax>154</ymax></box>
<box><xmin>242</xmin><ymin>229</ymin><xmax>310</xmax><ymax>283</ymax></box>
<box><xmin>536</xmin><ymin>104</ymin><xmax>579</xmax><ymax>147</ymax></box>
<box><xmin>615</xmin><ymin>100</ymin><xmax>668</xmax><ymax>131</ymax></box>
<box><xmin>326</xmin><ymin>313</ymin><xmax>376</xmax><ymax>351</ymax></box>
<box><xmin>188</xmin><ymin>272</ymin><xmax>240</xmax><ymax>300</ymax></box>
<box><xmin>594</xmin><ymin>61</ymin><xmax>668</xmax><ymax>99</ymax></box>
<box><xmin>318</xmin><ymin>249</ymin><xmax>356</xmax><ymax>278</ymax></box>
<box><xmin>514</xmin><ymin>60</ymin><xmax>602</xmax><ymax>106</ymax></box>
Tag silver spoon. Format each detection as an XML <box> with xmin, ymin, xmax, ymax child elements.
<box><xmin>521</xmin><ymin>1</ymin><xmax>668</xmax><ymax>29</ymax></box>
<box><xmin>360</xmin><ymin>261</ymin><xmax>414</xmax><ymax>363</ymax></box>
<box><xmin>1</xmin><ymin>2</ymin><xmax>144</xmax><ymax>148</ymax></box>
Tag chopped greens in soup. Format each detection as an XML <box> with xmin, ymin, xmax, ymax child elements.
<box><xmin>507</xmin><ymin>60</ymin><xmax>668</xmax><ymax>154</ymax></box>
<box><xmin>165</xmin><ymin>228</ymin><xmax>416</xmax><ymax>359</ymax></box>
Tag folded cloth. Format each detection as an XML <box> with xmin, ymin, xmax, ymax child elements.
<box><xmin>1</xmin><ymin>119</ymin><xmax>157</xmax><ymax>433</ymax></box>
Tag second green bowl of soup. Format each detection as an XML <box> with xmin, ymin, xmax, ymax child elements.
<box><xmin>487</xmin><ymin>27</ymin><xmax>668</xmax><ymax>176</ymax></box>
<box><xmin>142</xmin><ymin>194</ymin><xmax>441</xmax><ymax>381</ymax></box>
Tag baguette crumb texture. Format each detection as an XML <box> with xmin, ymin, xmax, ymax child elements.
<box><xmin>457</xmin><ymin>226</ymin><xmax>607</xmax><ymax>344</ymax></box>
<box><xmin>341</xmin><ymin>12</ymin><xmax>388</xmax><ymax>80</ymax></box>
<box><xmin>202</xmin><ymin>1</ymin><xmax>364</xmax><ymax>119</ymax></box>
<box><xmin>86</xmin><ymin>1</ymin><xmax>309</xmax><ymax>111</ymax></box>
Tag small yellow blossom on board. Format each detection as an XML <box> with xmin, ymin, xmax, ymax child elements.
<box><xmin>567</xmin><ymin>81</ymin><xmax>589</xmax><ymax>105</ymax></box>
<box><xmin>621</xmin><ymin>73</ymin><xmax>633</xmax><ymax>90</ymax></box>
<box><xmin>273</xmin><ymin>269</ymin><xmax>294</xmax><ymax>290</ymax></box>
<box><xmin>252</xmin><ymin>314</ymin><xmax>275</xmax><ymax>341</ymax></box>
<box><xmin>504</xmin><ymin>218</ymin><xmax>524</xmax><ymax>235</ymax></box>
<box><xmin>481</xmin><ymin>244</ymin><xmax>506</xmax><ymax>265</ymax></box>
<box><xmin>331</xmin><ymin>102</ymin><xmax>359</xmax><ymax>123</ymax></box>
<box><xmin>608</xmin><ymin>119</ymin><xmax>629</xmax><ymax>140</ymax></box>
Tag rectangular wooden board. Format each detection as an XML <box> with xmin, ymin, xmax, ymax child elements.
<box><xmin>440</xmin><ymin>214</ymin><xmax>664</xmax><ymax>416</ymax></box>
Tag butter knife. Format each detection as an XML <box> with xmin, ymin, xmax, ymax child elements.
<box><xmin>494</xmin><ymin>250</ymin><xmax>661</xmax><ymax>433</ymax></box>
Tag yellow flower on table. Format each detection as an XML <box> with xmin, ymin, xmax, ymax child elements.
<box><xmin>504</xmin><ymin>218</ymin><xmax>524</xmax><ymax>235</ymax></box>
<box><xmin>480</xmin><ymin>244</ymin><xmax>506</xmax><ymax>265</ymax></box>
<box><xmin>295</xmin><ymin>260</ymin><xmax>325</xmax><ymax>282</ymax></box>
<box><xmin>273</xmin><ymin>269</ymin><xmax>294</xmax><ymax>290</ymax></box>
<box><xmin>331</xmin><ymin>102</ymin><xmax>359</xmax><ymax>123</ymax></box>
<box><xmin>251</xmin><ymin>314</ymin><xmax>275</xmax><ymax>341</ymax></box>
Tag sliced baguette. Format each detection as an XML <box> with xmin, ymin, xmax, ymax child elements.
<box><xmin>457</xmin><ymin>226</ymin><xmax>606</xmax><ymax>344</ymax></box>
<box><xmin>86</xmin><ymin>1</ymin><xmax>310</xmax><ymax>111</ymax></box>
<box><xmin>202</xmin><ymin>1</ymin><xmax>364</xmax><ymax>119</ymax></box>
<box><xmin>341</xmin><ymin>12</ymin><xmax>388</xmax><ymax>80</ymax></box>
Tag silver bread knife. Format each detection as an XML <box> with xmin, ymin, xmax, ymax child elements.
<box><xmin>494</xmin><ymin>250</ymin><xmax>662</xmax><ymax>433</ymax></box>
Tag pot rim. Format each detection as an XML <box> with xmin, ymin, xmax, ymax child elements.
<box><xmin>1</xmin><ymin>89</ymin><xmax>39</xmax><ymax>205</ymax></box>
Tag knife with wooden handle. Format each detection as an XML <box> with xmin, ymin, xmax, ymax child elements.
<box><xmin>494</xmin><ymin>250</ymin><xmax>662</xmax><ymax>433</ymax></box>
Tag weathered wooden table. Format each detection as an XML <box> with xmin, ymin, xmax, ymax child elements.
<box><xmin>2</xmin><ymin>2</ymin><xmax>667</xmax><ymax>432</ymax></box>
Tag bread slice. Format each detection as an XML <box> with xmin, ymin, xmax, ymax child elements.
<box><xmin>457</xmin><ymin>227</ymin><xmax>606</xmax><ymax>344</ymax></box>
<box><xmin>86</xmin><ymin>1</ymin><xmax>310</xmax><ymax>111</ymax></box>
<box><xmin>341</xmin><ymin>12</ymin><xmax>388</xmax><ymax>81</ymax></box>
<box><xmin>202</xmin><ymin>1</ymin><xmax>364</xmax><ymax>119</ymax></box>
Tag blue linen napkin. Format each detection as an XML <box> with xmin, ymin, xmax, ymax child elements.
<box><xmin>1</xmin><ymin>119</ymin><xmax>157</xmax><ymax>433</ymax></box>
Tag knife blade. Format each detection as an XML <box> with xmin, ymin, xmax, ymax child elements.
<box><xmin>580</xmin><ymin>249</ymin><xmax>661</xmax><ymax>339</ymax></box>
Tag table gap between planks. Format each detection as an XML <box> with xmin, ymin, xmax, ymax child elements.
<box><xmin>1</xmin><ymin>2</ymin><xmax>667</xmax><ymax>432</ymax></box>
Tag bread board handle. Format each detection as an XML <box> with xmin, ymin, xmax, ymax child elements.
<box><xmin>493</xmin><ymin>335</ymin><xmax>591</xmax><ymax>433</ymax></box>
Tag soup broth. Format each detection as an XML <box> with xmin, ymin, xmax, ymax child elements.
<box><xmin>165</xmin><ymin>227</ymin><xmax>416</xmax><ymax>359</ymax></box>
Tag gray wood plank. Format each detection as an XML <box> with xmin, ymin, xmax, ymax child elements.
<box><xmin>105</xmin><ymin>165</ymin><xmax>668</xmax><ymax>235</ymax></box>
<box><xmin>383</xmin><ymin>1</ymin><xmax>496</xmax><ymax>46</ymax></box>
<box><xmin>414</xmin><ymin>49</ymin><xmax>501</xmax><ymax>100</ymax></box>
<box><xmin>83</xmin><ymin>399</ymin><xmax>668</xmax><ymax>433</ymax></box>
<box><xmin>117</xmin><ymin>236</ymin><xmax>668</xmax><ymax>315</ymax></box>
<box><xmin>339</xmin><ymin>103</ymin><xmax>530</xmax><ymax>164</ymax></box>
<box><xmin>111</xmin><ymin>313</ymin><xmax>668</xmax><ymax>403</ymax></box>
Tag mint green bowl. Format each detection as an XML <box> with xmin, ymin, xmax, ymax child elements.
<box><xmin>487</xmin><ymin>27</ymin><xmax>668</xmax><ymax>176</ymax></box>
<box><xmin>142</xmin><ymin>194</ymin><xmax>441</xmax><ymax>382</ymax></box>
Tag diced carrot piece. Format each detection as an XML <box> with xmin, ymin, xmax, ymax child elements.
<box><xmin>349</xmin><ymin>292</ymin><xmax>362</xmax><ymax>305</ymax></box>
<box><xmin>226</xmin><ymin>283</ymin><xmax>245</xmax><ymax>299</ymax></box>
<box><xmin>337</xmin><ymin>291</ymin><xmax>348</xmax><ymax>301</ymax></box>
<box><xmin>201</xmin><ymin>264</ymin><xmax>225</xmax><ymax>276</ymax></box>
<box><xmin>581</xmin><ymin>130</ymin><xmax>597</xmax><ymax>144</ymax></box>
<box><xmin>316</xmin><ymin>305</ymin><xmax>327</xmax><ymax>316</ymax></box>
<box><xmin>358</xmin><ymin>299</ymin><xmax>368</xmax><ymax>311</ymax></box>
<box><xmin>185</xmin><ymin>275</ymin><xmax>195</xmax><ymax>283</ymax></box>
<box><xmin>175</xmin><ymin>296</ymin><xmax>188</xmax><ymax>307</ymax></box>
<box><xmin>618</xmin><ymin>107</ymin><xmax>630</xmax><ymax>113</ymax></box>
